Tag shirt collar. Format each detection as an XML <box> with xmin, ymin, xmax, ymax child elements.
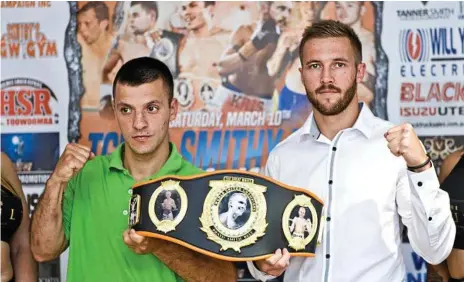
<box><xmin>300</xmin><ymin>102</ymin><xmax>375</xmax><ymax>142</ymax></box>
<box><xmin>109</xmin><ymin>142</ymin><xmax>183</xmax><ymax>178</ymax></box>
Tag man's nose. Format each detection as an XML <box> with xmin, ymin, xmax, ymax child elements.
<box><xmin>320</xmin><ymin>67</ymin><xmax>334</xmax><ymax>85</ymax></box>
<box><xmin>133</xmin><ymin>111</ymin><xmax>148</xmax><ymax>129</ymax></box>
<box><xmin>283</xmin><ymin>9</ymin><xmax>290</xmax><ymax>18</ymax></box>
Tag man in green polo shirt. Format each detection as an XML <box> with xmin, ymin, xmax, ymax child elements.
<box><xmin>31</xmin><ymin>57</ymin><xmax>237</xmax><ymax>282</ymax></box>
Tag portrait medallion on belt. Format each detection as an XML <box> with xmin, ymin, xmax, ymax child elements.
<box><xmin>200</xmin><ymin>176</ymin><xmax>267</xmax><ymax>252</ymax></box>
<box><xmin>282</xmin><ymin>195</ymin><xmax>319</xmax><ymax>251</ymax></box>
<box><xmin>128</xmin><ymin>194</ymin><xmax>141</xmax><ymax>227</ymax></box>
<box><xmin>148</xmin><ymin>180</ymin><xmax>188</xmax><ymax>233</ymax></box>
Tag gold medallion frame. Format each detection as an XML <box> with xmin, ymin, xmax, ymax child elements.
<box><xmin>200</xmin><ymin>177</ymin><xmax>268</xmax><ymax>252</ymax></box>
<box><xmin>282</xmin><ymin>195</ymin><xmax>318</xmax><ymax>251</ymax></box>
<box><xmin>148</xmin><ymin>180</ymin><xmax>188</xmax><ymax>233</ymax></box>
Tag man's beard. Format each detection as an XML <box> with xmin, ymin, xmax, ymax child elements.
<box><xmin>306</xmin><ymin>78</ymin><xmax>357</xmax><ymax>116</ymax></box>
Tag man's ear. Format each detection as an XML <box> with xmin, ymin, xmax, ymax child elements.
<box><xmin>356</xmin><ymin>63</ymin><xmax>366</xmax><ymax>84</ymax></box>
<box><xmin>149</xmin><ymin>10</ymin><xmax>157</xmax><ymax>23</ymax></box>
<box><xmin>169</xmin><ymin>98</ymin><xmax>178</xmax><ymax>121</ymax></box>
<box><xmin>99</xmin><ymin>19</ymin><xmax>109</xmax><ymax>32</ymax></box>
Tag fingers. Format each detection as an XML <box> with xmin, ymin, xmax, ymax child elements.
<box><xmin>69</xmin><ymin>143</ymin><xmax>93</xmax><ymax>159</ymax></box>
<box><xmin>129</xmin><ymin>229</ymin><xmax>146</xmax><ymax>245</ymax></box>
<box><xmin>66</xmin><ymin>146</ymin><xmax>89</xmax><ymax>164</ymax></box>
<box><xmin>55</xmin><ymin>143</ymin><xmax>94</xmax><ymax>180</ymax></box>
<box><xmin>257</xmin><ymin>249</ymin><xmax>289</xmax><ymax>276</ymax></box>
<box><xmin>386</xmin><ymin>124</ymin><xmax>414</xmax><ymax>157</ymax></box>
<box><xmin>384</xmin><ymin>131</ymin><xmax>399</xmax><ymax>142</ymax></box>
<box><xmin>63</xmin><ymin>144</ymin><xmax>92</xmax><ymax>164</ymax></box>
<box><xmin>274</xmin><ymin>248</ymin><xmax>291</xmax><ymax>269</ymax></box>
<box><xmin>123</xmin><ymin>229</ymin><xmax>151</xmax><ymax>254</ymax></box>
<box><xmin>386</xmin><ymin>125</ymin><xmax>404</xmax><ymax>135</ymax></box>
<box><xmin>265</xmin><ymin>249</ymin><xmax>283</xmax><ymax>265</ymax></box>
<box><xmin>386</xmin><ymin>123</ymin><xmax>414</xmax><ymax>136</ymax></box>
<box><xmin>122</xmin><ymin>229</ymin><xmax>136</xmax><ymax>247</ymax></box>
<box><xmin>72</xmin><ymin>142</ymin><xmax>92</xmax><ymax>152</ymax></box>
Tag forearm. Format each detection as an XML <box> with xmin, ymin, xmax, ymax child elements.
<box><xmin>12</xmin><ymin>245</ymin><xmax>37</xmax><ymax>282</ymax></box>
<box><xmin>218</xmin><ymin>42</ymin><xmax>257</xmax><ymax>75</ymax></box>
<box><xmin>102</xmin><ymin>63</ymin><xmax>115</xmax><ymax>84</ymax></box>
<box><xmin>267</xmin><ymin>48</ymin><xmax>290</xmax><ymax>79</ymax></box>
<box><xmin>31</xmin><ymin>178</ymin><xmax>68</xmax><ymax>261</ymax></box>
<box><xmin>447</xmin><ymin>249</ymin><xmax>464</xmax><ymax>279</ymax></box>
<box><xmin>426</xmin><ymin>263</ymin><xmax>449</xmax><ymax>282</ymax></box>
<box><xmin>102</xmin><ymin>52</ymin><xmax>120</xmax><ymax>83</ymax></box>
<box><xmin>152</xmin><ymin>240</ymin><xmax>236</xmax><ymax>282</ymax></box>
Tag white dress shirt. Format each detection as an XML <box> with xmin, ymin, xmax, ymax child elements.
<box><xmin>247</xmin><ymin>104</ymin><xmax>456</xmax><ymax>282</ymax></box>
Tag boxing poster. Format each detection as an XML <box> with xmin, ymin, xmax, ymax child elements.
<box><xmin>69</xmin><ymin>1</ymin><xmax>381</xmax><ymax>172</ymax></box>
<box><xmin>1</xmin><ymin>1</ymin><xmax>463</xmax><ymax>282</ymax></box>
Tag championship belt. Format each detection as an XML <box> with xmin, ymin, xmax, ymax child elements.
<box><xmin>128</xmin><ymin>170</ymin><xmax>324</xmax><ymax>261</ymax></box>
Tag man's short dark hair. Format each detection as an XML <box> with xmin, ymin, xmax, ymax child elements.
<box><xmin>78</xmin><ymin>1</ymin><xmax>109</xmax><ymax>22</ymax></box>
<box><xmin>112</xmin><ymin>57</ymin><xmax>174</xmax><ymax>103</ymax></box>
<box><xmin>131</xmin><ymin>1</ymin><xmax>158</xmax><ymax>19</ymax></box>
<box><xmin>299</xmin><ymin>20</ymin><xmax>363</xmax><ymax>65</ymax></box>
<box><xmin>204</xmin><ymin>1</ymin><xmax>215</xmax><ymax>7</ymax></box>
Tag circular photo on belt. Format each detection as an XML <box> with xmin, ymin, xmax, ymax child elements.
<box><xmin>200</xmin><ymin>177</ymin><xmax>268</xmax><ymax>252</ymax></box>
<box><xmin>282</xmin><ymin>195</ymin><xmax>319</xmax><ymax>251</ymax></box>
<box><xmin>218</xmin><ymin>191</ymin><xmax>251</xmax><ymax>230</ymax></box>
<box><xmin>149</xmin><ymin>180</ymin><xmax>188</xmax><ymax>233</ymax></box>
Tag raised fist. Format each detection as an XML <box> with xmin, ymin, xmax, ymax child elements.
<box><xmin>50</xmin><ymin>143</ymin><xmax>95</xmax><ymax>184</ymax></box>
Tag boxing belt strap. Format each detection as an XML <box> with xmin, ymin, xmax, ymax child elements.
<box><xmin>128</xmin><ymin>170</ymin><xmax>324</xmax><ymax>261</ymax></box>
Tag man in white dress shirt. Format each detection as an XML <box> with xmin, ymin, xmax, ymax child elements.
<box><xmin>247</xmin><ymin>20</ymin><xmax>456</xmax><ymax>282</ymax></box>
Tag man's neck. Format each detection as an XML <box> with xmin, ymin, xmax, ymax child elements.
<box><xmin>191</xmin><ymin>24</ymin><xmax>211</xmax><ymax>37</ymax></box>
<box><xmin>313</xmin><ymin>100</ymin><xmax>360</xmax><ymax>141</ymax></box>
<box><xmin>90</xmin><ymin>32</ymin><xmax>110</xmax><ymax>56</ymax></box>
<box><xmin>134</xmin><ymin>34</ymin><xmax>146</xmax><ymax>44</ymax></box>
<box><xmin>123</xmin><ymin>141</ymin><xmax>171</xmax><ymax>182</ymax></box>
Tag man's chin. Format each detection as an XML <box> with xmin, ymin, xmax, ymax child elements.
<box><xmin>315</xmin><ymin>104</ymin><xmax>345</xmax><ymax>116</ymax></box>
<box><xmin>127</xmin><ymin>144</ymin><xmax>154</xmax><ymax>155</ymax></box>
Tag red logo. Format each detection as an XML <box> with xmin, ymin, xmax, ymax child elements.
<box><xmin>1</xmin><ymin>78</ymin><xmax>58</xmax><ymax>126</ymax></box>
<box><xmin>400</xmin><ymin>29</ymin><xmax>429</xmax><ymax>62</ymax></box>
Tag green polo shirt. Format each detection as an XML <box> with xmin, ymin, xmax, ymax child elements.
<box><xmin>62</xmin><ymin>143</ymin><xmax>203</xmax><ymax>282</ymax></box>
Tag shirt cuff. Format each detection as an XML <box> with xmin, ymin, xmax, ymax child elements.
<box><xmin>246</xmin><ymin>261</ymin><xmax>277</xmax><ymax>282</ymax></box>
<box><xmin>407</xmin><ymin>165</ymin><xmax>440</xmax><ymax>215</ymax></box>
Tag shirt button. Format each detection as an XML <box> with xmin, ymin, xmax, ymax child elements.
<box><xmin>123</xmin><ymin>210</ymin><xmax>128</xmax><ymax>216</ymax></box>
<box><xmin>326</xmin><ymin>254</ymin><xmax>330</xmax><ymax>259</ymax></box>
<box><xmin>128</xmin><ymin>189</ymin><xmax>133</xmax><ymax>195</ymax></box>
<box><xmin>327</xmin><ymin>217</ymin><xmax>331</xmax><ymax>222</ymax></box>
<box><xmin>418</xmin><ymin>181</ymin><xmax>423</xmax><ymax>187</ymax></box>
<box><xmin>428</xmin><ymin>217</ymin><xmax>432</xmax><ymax>221</ymax></box>
<box><xmin>328</xmin><ymin>180</ymin><xmax>333</xmax><ymax>185</ymax></box>
<box><xmin>332</xmin><ymin>147</ymin><xmax>337</xmax><ymax>151</ymax></box>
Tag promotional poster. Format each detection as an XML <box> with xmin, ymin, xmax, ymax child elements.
<box><xmin>1</xmin><ymin>1</ymin><xmax>463</xmax><ymax>281</ymax></box>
